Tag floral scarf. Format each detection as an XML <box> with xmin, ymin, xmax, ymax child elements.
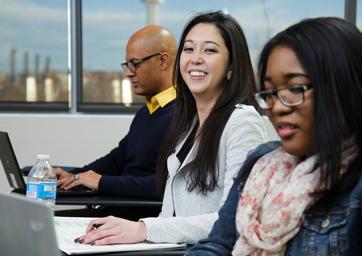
<box><xmin>232</xmin><ymin>145</ymin><xmax>356</xmax><ymax>256</ymax></box>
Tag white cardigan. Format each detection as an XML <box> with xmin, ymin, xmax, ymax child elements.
<box><xmin>141</xmin><ymin>104</ymin><xmax>267</xmax><ymax>244</ymax></box>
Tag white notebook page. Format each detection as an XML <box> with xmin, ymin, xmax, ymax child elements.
<box><xmin>54</xmin><ymin>216</ymin><xmax>185</xmax><ymax>255</ymax></box>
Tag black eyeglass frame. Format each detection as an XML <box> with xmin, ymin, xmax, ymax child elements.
<box><xmin>121</xmin><ymin>52</ymin><xmax>162</xmax><ymax>73</ymax></box>
<box><xmin>255</xmin><ymin>84</ymin><xmax>313</xmax><ymax>110</ymax></box>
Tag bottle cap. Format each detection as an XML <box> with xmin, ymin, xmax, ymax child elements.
<box><xmin>37</xmin><ymin>154</ymin><xmax>50</xmax><ymax>160</ymax></box>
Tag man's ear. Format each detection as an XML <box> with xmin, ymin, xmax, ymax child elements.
<box><xmin>160</xmin><ymin>52</ymin><xmax>170</xmax><ymax>70</ymax></box>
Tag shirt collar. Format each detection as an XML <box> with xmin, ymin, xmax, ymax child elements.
<box><xmin>146</xmin><ymin>86</ymin><xmax>176</xmax><ymax>114</ymax></box>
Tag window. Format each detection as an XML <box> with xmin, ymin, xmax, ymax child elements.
<box><xmin>0</xmin><ymin>0</ymin><xmax>69</xmax><ymax>111</ymax></box>
<box><xmin>160</xmin><ymin>0</ymin><xmax>344</xmax><ymax>68</ymax></box>
<box><xmin>357</xmin><ymin>0</ymin><xmax>362</xmax><ymax>28</ymax></box>
<box><xmin>80</xmin><ymin>0</ymin><xmax>146</xmax><ymax>112</ymax></box>
<box><xmin>0</xmin><ymin>0</ymin><xmax>351</xmax><ymax>113</ymax></box>
<box><xmin>80</xmin><ymin>0</ymin><xmax>344</xmax><ymax>112</ymax></box>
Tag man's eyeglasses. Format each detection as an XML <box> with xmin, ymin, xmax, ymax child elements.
<box><xmin>255</xmin><ymin>84</ymin><xmax>313</xmax><ymax>110</ymax></box>
<box><xmin>121</xmin><ymin>52</ymin><xmax>162</xmax><ymax>73</ymax></box>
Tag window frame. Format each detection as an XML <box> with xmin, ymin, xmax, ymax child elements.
<box><xmin>0</xmin><ymin>0</ymin><xmax>356</xmax><ymax>113</ymax></box>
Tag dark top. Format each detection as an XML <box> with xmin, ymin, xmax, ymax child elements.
<box><xmin>176</xmin><ymin>125</ymin><xmax>198</xmax><ymax>164</ymax></box>
<box><xmin>76</xmin><ymin>101</ymin><xmax>175</xmax><ymax>199</ymax></box>
<box><xmin>187</xmin><ymin>141</ymin><xmax>362</xmax><ymax>255</ymax></box>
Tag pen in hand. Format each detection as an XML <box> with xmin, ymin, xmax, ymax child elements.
<box><xmin>74</xmin><ymin>223</ymin><xmax>103</xmax><ymax>243</ymax></box>
<box><xmin>92</xmin><ymin>223</ymin><xmax>102</xmax><ymax>229</ymax></box>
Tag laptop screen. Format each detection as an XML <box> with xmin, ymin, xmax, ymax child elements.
<box><xmin>0</xmin><ymin>131</ymin><xmax>26</xmax><ymax>192</ymax></box>
<box><xmin>0</xmin><ymin>192</ymin><xmax>61</xmax><ymax>256</ymax></box>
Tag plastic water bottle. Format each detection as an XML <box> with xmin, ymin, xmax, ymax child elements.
<box><xmin>26</xmin><ymin>154</ymin><xmax>57</xmax><ymax>211</ymax></box>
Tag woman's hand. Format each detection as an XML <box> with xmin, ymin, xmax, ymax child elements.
<box><xmin>75</xmin><ymin>216</ymin><xmax>147</xmax><ymax>245</ymax></box>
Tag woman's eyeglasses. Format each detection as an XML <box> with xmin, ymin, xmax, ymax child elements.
<box><xmin>121</xmin><ymin>52</ymin><xmax>162</xmax><ymax>73</ymax></box>
<box><xmin>255</xmin><ymin>84</ymin><xmax>313</xmax><ymax>109</ymax></box>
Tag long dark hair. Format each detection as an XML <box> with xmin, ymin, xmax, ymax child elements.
<box><xmin>258</xmin><ymin>17</ymin><xmax>362</xmax><ymax>191</ymax></box>
<box><xmin>156</xmin><ymin>11</ymin><xmax>256</xmax><ymax>195</ymax></box>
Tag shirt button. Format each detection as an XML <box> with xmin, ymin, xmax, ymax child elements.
<box><xmin>321</xmin><ymin>218</ymin><xmax>330</xmax><ymax>229</ymax></box>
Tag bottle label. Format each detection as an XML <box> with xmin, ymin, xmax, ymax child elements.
<box><xmin>26</xmin><ymin>181</ymin><xmax>57</xmax><ymax>200</ymax></box>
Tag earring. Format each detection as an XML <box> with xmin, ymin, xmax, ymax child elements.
<box><xmin>227</xmin><ymin>70</ymin><xmax>232</xmax><ymax>80</ymax></box>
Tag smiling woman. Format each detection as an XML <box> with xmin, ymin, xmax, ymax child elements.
<box><xmin>75</xmin><ymin>11</ymin><xmax>267</xmax><ymax>246</ymax></box>
<box><xmin>180</xmin><ymin>23</ymin><xmax>230</xmax><ymax>101</ymax></box>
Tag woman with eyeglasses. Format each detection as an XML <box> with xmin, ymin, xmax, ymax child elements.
<box><xmin>75</xmin><ymin>11</ymin><xmax>267</xmax><ymax>245</ymax></box>
<box><xmin>187</xmin><ymin>17</ymin><xmax>362</xmax><ymax>255</ymax></box>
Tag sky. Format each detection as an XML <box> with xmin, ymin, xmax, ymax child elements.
<box><xmin>0</xmin><ymin>0</ymin><xmax>350</xmax><ymax>74</ymax></box>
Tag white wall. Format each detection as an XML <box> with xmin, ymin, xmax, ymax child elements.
<box><xmin>262</xmin><ymin>115</ymin><xmax>279</xmax><ymax>141</ymax></box>
<box><xmin>0</xmin><ymin>113</ymin><xmax>134</xmax><ymax>193</ymax></box>
<box><xmin>0</xmin><ymin>113</ymin><xmax>279</xmax><ymax>193</ymax></box>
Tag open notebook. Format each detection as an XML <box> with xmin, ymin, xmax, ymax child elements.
<box><xmin>0</xmin><ymin>192</ymin><xmax>186</xmax><ymax>255</ymax></box>
<box><xmin>55</xmin><ymin>216</ymin><xmax>186</xmax><ymax>255</ymax></box>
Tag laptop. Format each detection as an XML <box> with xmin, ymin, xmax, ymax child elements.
<box><xmin>0</xmin><ymin>192</ymin><xmax>61</xmax><ymax>256</ymax></box>
<box><xmin>0</xmin><ymin>193</ymin><xmax>187</xmax><ymax>256</ymax></box>
<box><xmin>0</xmin><ymin>131</ymin><xmax>96</xmax><ymax>196</ymax></box>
